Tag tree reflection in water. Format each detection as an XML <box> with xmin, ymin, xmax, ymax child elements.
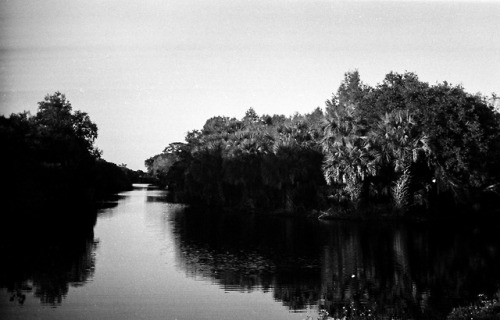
<box><xmin>171</xmin><ymin>209</ymin><xmax>500</xmax><ymax>319</ymax></box>
<box><xmin>0</xmin><ymin>209</ymin><xmax>99</xmax><ymax>306</ymax></box>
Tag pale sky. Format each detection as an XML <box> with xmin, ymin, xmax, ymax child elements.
<box><xmin>1</xmin><ymin>0</ymin><xmax>499</xmax><ymax>170</ymax></box>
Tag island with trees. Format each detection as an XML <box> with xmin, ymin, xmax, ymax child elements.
<box><xmin>145</xmin><ymin>71</ymin><xmax>500</xmax><ymax>219</ymax></box>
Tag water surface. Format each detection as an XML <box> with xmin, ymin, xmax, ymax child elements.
<box><xmin>1</xmin><ymin>184</ymin><xmax>500</xmax><ymax>319</ymax></box>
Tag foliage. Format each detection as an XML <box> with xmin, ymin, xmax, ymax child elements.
<box><xmin>145</xmin><ymin>108</ymin><xmax>326</xmax><ymax>212</ymax></box>
<box><xmin>321</xmin><ymin>71</ymin><xmax>500</xmax><ymax>215</ymax></box>
<box><xmin>0</xmin><ymin>92</ymin><xmax>133</xmax><ymax>214</ymax></box>
<box><xmin>92</xmin><ymin>160</ymin><xmax>133</xmax><ymax>198</ymax></box>
<box><xmin>447</xmin><ymin>294</ymin><xmax>500</xmax><ymax>320</ymax></box>
<box><xmin>34</xmin><ymin>92</ymin><xmax>101</xmax><ymax>163</ymax></box>
<box><xmin>305</xmin><ymin>301</ymin><xmax>379</xmax><ymax>320</ymax></box>
<box><xmin>392</xmin><ymin>170</ymin><xmax>410</xmax><ymax>211</ymax></box>
<box><xmin>147</xmin><ymin>71</ymin><xmax>500</xmax><ymax>216</ymax></box>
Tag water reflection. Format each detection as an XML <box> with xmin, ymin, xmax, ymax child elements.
<box><xmin>3</xmin><ymin>189</ymin><xmax>500</xmax><ymax>319</ymax></box>
<box><xmin>170</xmin><ymin>209</ymin><xmax>500</xmax><ymax>319</ymax></box>
<box><xmin>97</xmin><ymin>184</ymin><xmax>149</xmax><ymax>219</ymax></box>
<box><xmin>146</xmin><ymin>193</ymin><xmax>169</xmax><ymax>203</ymax></box>
<box><xmin>0</xmin><ymin>210</ymin><xmax>98</xmax><ymax>306</ymax></box>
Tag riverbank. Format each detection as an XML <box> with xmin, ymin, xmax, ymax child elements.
<box><xmin>156</xmin><ymin>187</ymin><xmax>500</xmax><ymax>223</ymax></box>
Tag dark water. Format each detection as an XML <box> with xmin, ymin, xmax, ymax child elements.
<box><xmin>1</xmin><ymin>184</ymin><xmax>500</xmax><ymax>319</ymax></box>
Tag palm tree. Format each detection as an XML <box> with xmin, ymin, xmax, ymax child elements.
<box><xmin>369</xmin><ymin>110</ymin><xmax>431</xmax><ymax>210</ymax></box>
<box><xmin>321</xmin><ymin>107</ymin><xmax>374</xmax><ymax>204</ymax></box>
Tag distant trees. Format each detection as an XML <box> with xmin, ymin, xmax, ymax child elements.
<box><xmin>0</xmin><ymin>92</ymin><xmax>133</xmax><ymax>216</ymax></box>
<box><xmin>147</xmin><ymin>71</ymin><xmax>500</xmax><ymax>217</ymax></box>
<box><xmin>145</xmin><ymin>109</ymin><xmax>325</xmax><ymax>213</ymax></box>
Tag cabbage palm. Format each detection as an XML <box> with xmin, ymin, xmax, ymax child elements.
<box><xmin>321</xmin><ymin>108</ymin><xmax>374</xmax><ymax>203</ymax></box>
<box><xmin>369</xmin><ymin>110</ymin><xmax>431</xmax><ymax>209</ymax></box>
<box><xmin>370</xmin><ymin>110</ymin><xmax>429</xmax><ymax>172</ymax></box>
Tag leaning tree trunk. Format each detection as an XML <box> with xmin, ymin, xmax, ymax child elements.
<box><xmin>392</xmin><ymin>169</ymin><xmax>411</xmax><ymax>213</ymax></box>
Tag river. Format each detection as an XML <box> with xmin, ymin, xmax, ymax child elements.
<box><xmin>1</xmin><ymin>184</ymin><xmax>500</xmax><ymax>319</ymax></box>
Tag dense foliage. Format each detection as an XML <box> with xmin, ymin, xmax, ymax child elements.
<box><xmin>447</xmin><ymin>294</ymin><xmax>500</xmax><ymax>320</ymax></box>
<box><xmin>147</xmin><ymin>72</ymin><xmax>500</xmax><ymax>217</ymax></box>
<box><xmin>0</xmin><ymin>92</ymin><xmax>134</xmax><ymax>217</ymax></box>
<box><xmin>146</xmin><ymin>107</ymin><xmax>326</xmax><ymax>213</ymax></box>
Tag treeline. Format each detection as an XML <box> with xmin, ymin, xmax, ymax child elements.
<box><xmin>146</xmin><ymin>71</ymin><xmax>500</xmax><ymax>218</ymax></box>
<box><xmin>0</xmin><ymin>92</ymin><xmax>142</xmax><ymax>221</ymax></box>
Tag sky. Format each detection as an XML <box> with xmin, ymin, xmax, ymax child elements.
<box><xmin>1</xmin><ymin>0</ymin><xmax>499</xmax><ymax>170</ymax></box>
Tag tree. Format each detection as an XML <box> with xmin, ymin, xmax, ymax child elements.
<box><xmin>243</xmin><ymin>108</ymin><xmax>259</xmax><ymax>124</ymax></box>
<box><xmin>146</xmin><ymin>71</ymin><xmax>500</xmax><ymax>216</ymax></box>
<box><xmin>322</xmin><ymin>98</ymin><xmax>374</xmax><ymax>205</ymax></box>
<box><xmin>369</xmin><ymin>110</ymin><xmax>431</xmax><ymax>211</ymax></box>
<box><xmin>1</xmin><ymin>92</ymin><xmax>132</xmax><ymax>214</ymax></box>
<box><xmin>322</xmin><ymin>72</ymin><xmax>500</xmax><ymax>213</ymax></box>
<box><xmin>395</xmin><ymin>84</ymin><xmax>500</xmax><ymax>207</ymax></box>
<box><xmin>34</xmin><ymin>92</ymin><xmax>100</xmax><ymax>166</ymax></box>
<box><xmin>336</xmin><ymin>70</ymin><xmax>366</xmax><ymax>111</ymax></box>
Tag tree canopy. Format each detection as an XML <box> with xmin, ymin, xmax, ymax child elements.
<box><xmin>146</xmin><ymin>71</ymin><xmax>500</xmax><ymax>217</ymax></box>
<box><xmin>1</xmin><ymin>92</ymin><xmax>134</xmax><ymax>216</ymax></box>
